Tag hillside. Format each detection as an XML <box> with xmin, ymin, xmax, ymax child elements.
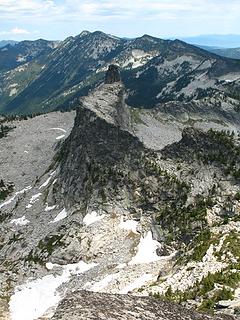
<box><xmin>211</xmin><ymin>48</ymin><xmax>240</xmax><ymax>60</ymax></box>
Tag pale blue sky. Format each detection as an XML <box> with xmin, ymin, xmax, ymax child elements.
<box><xmin>0</xmin><ymin>0</ymin><xmax>240</xmax><ymax>40</ymax></box>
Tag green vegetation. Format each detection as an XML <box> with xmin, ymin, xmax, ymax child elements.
<box><xmin>153</xmin><ymin>267</ymin><xmax>239</xmax><ymax>312</ymax></box>
<box><xmin>219</xmin><ymin>232</ymin><xmax>240</xmax><ymax>263</ymax></box>
<box><xmin>0</xmin><ymin>61</ymin><xmax>45</xmax><ymax>114</ymax></box>
<box><xmin>234</xmin><ymin>192</ymin><xmax>240</xmax><ymax>200</ymax></box>
<box><xmin>130</xmin><ymin>108</ymin><xmax>146</xmax><ymax>125</ymax></box>
<box><xmin>25</xmin><ymin>234</ymin><xmax>65</xmax><ymax>264</ymax></box>
<box><xmin>174</xmin><ymin>75</ymin><xmax>192</xmax><ymax>92</ymax></box>
<box><xmin>190</xmin><ymin>229</ymin><xmax>212</xmax><ymax>261</ymax></box>
<box><xmin>0</xmin><ymin>180</ymin><xmax>14</xmax><ymax>201</ymax></box>
<box><xmin>155</xmin><ymin>193</ymin><xmax>213</xmax><ymax>245</ymax></box>
<box><xmin>198</xmin><ymin>287</ymin><xmax>234</xmax><ymax>312</ymax></box>
<box><xmin>38</xmin><ymin>234</ymin><xmax>65</xmax><ymax>255</ymax></box>
<box><xmin>197</xmin><ymin>130</ymin><xmax>240</xmax><ymax>180</ymax></box>
<box><xmin>0</xmin><ymin>124</ymin><xmax>15</xmax><ymax>139</ymax></box>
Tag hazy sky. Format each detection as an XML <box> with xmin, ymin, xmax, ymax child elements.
<box><xmin>0</xmin><ymin>0</ymin><xmax>240</xmax><ymax>40</ymax></box>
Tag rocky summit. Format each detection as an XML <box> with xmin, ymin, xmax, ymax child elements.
<box><xmin>0</xmin><ymin>54</ymin><xmax>240</xmax><ymax>320</ymax></box>
<box><xmin>105</xmin><ymin>64</ymin><xmax>121</xmax><ymax>84</ymax></box>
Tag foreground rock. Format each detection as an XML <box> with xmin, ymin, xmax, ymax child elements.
<box><xmin>52</xmin><ymin>291</ymin><xmax>234</xmax><ymax>320</ymax></box>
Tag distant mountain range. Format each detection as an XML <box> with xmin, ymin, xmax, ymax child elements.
<box><xmin>178</xmin><ymin>34</ymin><xmax>240</xmax><ymax>48</ymax></box>
<box><xmin>0</xmin><ymin>40</ymin><xmax>18</xmax><ymax>48</ymax></box>
<box><xmin>0</xmin><ymin>31</ymin><xmax>240</xmax><ymax>118</ymax></box>
<box><xmin>0</xmin><ymin>39</ymin><xmax>59</xmax><ymax>71</ymax></box>
<box><xmin>198</xmin><ymin>45</ymin><xmax>240</xmax><ymax>59</ymax></box>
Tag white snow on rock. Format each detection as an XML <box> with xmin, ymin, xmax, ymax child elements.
<box><xmin>116</xmin><ymin>263</ymin><xmax>127</xmax><ymax>269</ymax></box>
<box><xmin>50</xmin><ymin>127</ymin><xmax>67</xmax><ymax>133</ymax></box>
<box><xmin>0</xmin><ymin>186</ymin><xmax>32</xmax><ymax>210</ymax></box>
<box><xmin>9</xmin><ymin>88</ymin><xmax>18</xmax><ymax>97</ymax></box>
<box><xmin>130</xmin><ymin>231</ymin><xmax>161</xmax><ymax>264</ymax></box>
<box><xmin>119</xmin><ymin>217</ymin><xmax>138</xmax><ymax>234</ymax></box>
<box><xmin>39</xmin><ymin>176</ymin><xmax>52</xmax><ymax>189</ymax></box>
<box><xmin>9</xmin><ymin>261</ymin><xmax>96</xmax><ymax>320</ymax></box>
<box><xmin>10</xmin><ymin>215</ymin><xmax>30</xmax><ymax>226</ymax></box>
<box><xmin>120</xmin><ymin>274</ymin><xmax>154</xmax><ymax>294</ymax></box>
<box><xmin>9</xmin><ymin>88</ymin><xmax>18</xmax><ymax>96</ymax></box>
<box><xmin>50</xmin><ymin>208</ymin><xmax>68</xmax><ymax>223</ymax></box>
<box><xmin>26</xmin><ymin>193</ymin><xmax>42</xmax><ymax>209</ymax></box>
<box><xmin>46</xmin><ymin>262</ymin><xmax>55</xmax><ymax>270</ymax></box>
<box><xmin>8</xmin><ymin>83</ymin><xmax>18</xmax><ymax>88</ymax></box>
<box><xmin>39</xmin><ymin>171</ymin><xmax>56</xmax><ymax>189</ymax></box>
<box><xmin>56</xmin><ymin>134</ymin><xmax>65</xmax><ymax>140</ymax></box>
<box><xmin>45</xmin><ymin>204</ymin><xmax>57</xmax><ymax>212</ymax></box>
<box><xmin>121</xmin><ymin>50</ymin><xmax>157</xmax><ymax>69</ymax></box>
<box><xmin>83</xmin><ymin>211</ymin><xmax>105</xmax><ymax>226</ymax></box>
<box><xmin>16</xmin><ymin>55</ymin><xmax>26</xmax><ymax>62</ymax></box>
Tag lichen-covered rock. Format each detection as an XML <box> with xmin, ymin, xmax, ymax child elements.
<box><xmin>51</xmin><ymin>290</ymin><xmax>235</xmax><ymax>320</ymax></box>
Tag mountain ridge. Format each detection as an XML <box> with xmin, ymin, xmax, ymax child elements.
<box><xmin>1</xmin><ymin>30</ymin><xmax>240</xmax><ymax>123</ymax></box>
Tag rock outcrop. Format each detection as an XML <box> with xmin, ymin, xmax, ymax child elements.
<box><xmin>52</xmin><ymin>82</ymin><xmax>190</xmax><ymax>245</ymax></box>
<box><xmin>52</xmin><ymin>291</ymin><xmax>235</xmax><ymax>320</ymax></box>
<box><xmin>105</xmin><ymin>64</ymin><xmax>121</xmax><ymax>84</ymax></box>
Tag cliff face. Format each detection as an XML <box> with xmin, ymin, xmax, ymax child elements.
<box><xmin>52</xmin><ymin>83</ymin><xmax>190</xmax><ymax>245</ymax></box>
<box><xmin>54</xmin><ymin>83</ymin><xmax>143</xmax><ymax>210</ymax></box>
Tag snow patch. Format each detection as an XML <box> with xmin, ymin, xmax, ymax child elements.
<box><xmin>10</xmin><ymin>215</ymin><xmax>29</xmax><ymax>226</ymax></box>
<box><xmin>16</xmin><ymin>55</ymin><xmax>26</xmax><ymax>62</ymax></box>
<box><xmin>130</xmin><ymin>231</ymin><xmax>161</xmax><ymax>264</ymax></box>
<box><xmin>119</xmin><ymin>217</ymin><xmax>138</xmax><ymax>234</ymax></box>
<box><xmin>83</xmin><ymin>211</ymin><xmax>105</xmax><ymax>226</ymax></box>
<box><xmin>0</xmin><ymin>186</ymin><xmax>32</xmax><ymax>210</ymax></box>
<box><xmin>9</xmin><ymin>261</ymin><xmax>96</xmax><ymax>320</ymax></box>
<box><xmin>9</xmin><ymin>83</ymin><xmax>18</xmax><ymax>88</ymax></box>
<box><xmin>56</xmin><ymin>134</ymin><xmax>65</xmax><ymax>140</ymax></box>
<box><xmin>121</xmin><ymin>50</ymin><xmax>157</xmax><ymax>69</ymax></box>
<box><xmin>39</xmin><ymin>171</ymin><xmax>56</xmax><ymax>189</ymax></box>
<box><xmin>45</xmin><ymin>262</ymin><xmax>54</xmax><ymax>270</ymax></box>
<box><xmin>50</xmin><ymin>127</ymin><xmax>67</xmax><ymax>133</ymax></box>
<box><xmin>45</xmin><ymin>204</ymin><xmax>56</xmax><ymax>212</ymax></box>
<box><xmin>50</xmin><ymin>208</ymin><xmax>68</xmax><ymax>223</ymax></box>
<box><xmin>9</xmin><ymin>88</ymin><xmax>18</xmax><ymax>96</ymax></box>
<box><xmin>116</xmin><ymin>263</ymin><xmax>127</xmax><ymax>269</ymax></box>
<box><xmin>26</xmin><ymin>193</ymin><xmax>42</xmax><ymax>209</ymax></box>
<box><xmin>39</xmin><ymin>177</ymin><xmax>52</xmax><ymax>189</ymax></box>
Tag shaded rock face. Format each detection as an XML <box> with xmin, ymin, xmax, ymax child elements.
<box><xmin>54</xmin><ymin>84</ymin><xmax>147</xmax><ymax>210</ymax></box>
<box><xmin>52</xmin><ymin>291</ymin><xmax>234</xmax><ymax>320</ymax></box>
<box><xmin>52</xmin><ymin>83</ymin><xmax>192</xmax><ymax>245</ymax></box>
<box><xmin>105</xmin><ymin>64</ymin><xmax>121</xmax><ymax>84</ymax></box>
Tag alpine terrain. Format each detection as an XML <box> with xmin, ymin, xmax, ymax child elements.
<box><xmin>0</xmin><ymin>31</ymin><xmax>240</xmax><ymax>320</ymax></box>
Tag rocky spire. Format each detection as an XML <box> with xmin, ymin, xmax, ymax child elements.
<box><xmin>105</xmin><ymin>64</ymin><xmax>121</xmax><ymax>84</ymax></box>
